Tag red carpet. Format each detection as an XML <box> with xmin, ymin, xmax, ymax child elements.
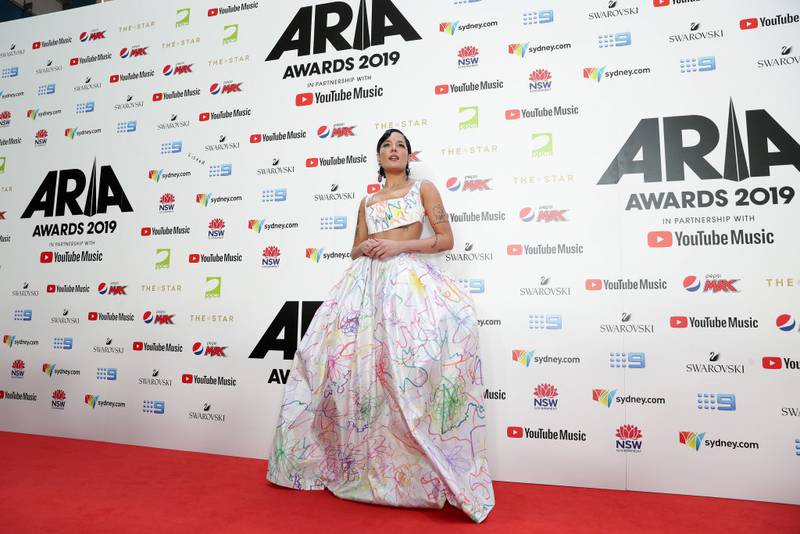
<box><xmin>1</xmin><ymin>431</ymin><xmax>797</xmax><ymax>533</ymax></box>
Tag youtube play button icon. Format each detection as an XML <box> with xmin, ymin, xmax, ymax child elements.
<box><xmin>585</xmin><ymin>279</ymin><xmax>602</xmax><ymax>291</ymax></box>
<box><xmin>762</xmin><ymin>356</ymin><xmax>782</xmax><ymax>370</ymax></box>
<box><xmin>295</xmin><ymin>92</ymin><xmax>313</xmax><ymax>106</ymax></box>
<box><xmin>507</xmin><ymin>426</ymin><xmax>523</xmax><ymax>439</ymax></box>
<box><xmin>670</xmin><ymin>316</ymin><xmax>688</xmax><ymax>328</ymax></box>
<box><xmin>435</xmin><ymin>84</ymin><xmax>449</xmax><ymax>95</ymax></box>
<box><xmin>648</xmin><ymin>231</ymin><xmax>673</xmax><ymax>248</ymax></box>
<box><xmin>306</xmin><ymin>157</ymin><xmax>319</xmax><ymax>168</ymax></box>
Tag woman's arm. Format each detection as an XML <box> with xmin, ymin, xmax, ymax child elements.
<box><xmin>405</xmin><ymin>181</ymin><xmax>454</xmax><ymax>252</ymax></box>
<box><xmin>351</xmin><ymin>197</ymin><xmax>373</xmax><ymax>260</ymax></box>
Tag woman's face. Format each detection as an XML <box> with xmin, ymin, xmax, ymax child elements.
<box><xmin>377</xmin><ymin>132</ymin><xmax>409</xmax><ymax>175</ymax></box>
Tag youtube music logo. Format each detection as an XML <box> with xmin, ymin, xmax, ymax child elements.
<box><xmin>141</xmin><ymin>227</ymin><xmax>152</xmax><ymax>237</ymax></box>
<box><xmin>88</xmin><ymin>312</ymin><xmax>98</xmax><ymax>321</ymax></box>
<box><xmin>648</xmin><ymin>231</ymin><xmax>672</xmax><ymax>248</ymax></box>
<box><xmin>670</xmin><ymin>316</ymin><xmax>688</xmax><ymax>328</ymax></box>
<box><xmin>506</xmin><ymin>244</ymin><xmax>523</xmax><ymax>256</ymax></box>
<box><xmin>306</xmin><ymin>158</ymin><xmax>319</xmax><ymax>168</ymax></box>
<box><xmin>762</xmin><ymin>356</ymin><xmax>782</xmax><ymax>369</ymax></box>
<box><xmin>507</xmin><ymin>426</ymin><xmax>523</xmax><ymax>439</ymax></box>
<box><xmin>40</xmin><ymin>251</ymin><xmax>54</xmax><ymax>263</ymax></box>
<box><xmin>295</xmin><ymin>92</ymin><xmax>313</xmax><ymax>106</ymax></box>
<box><xmin>132</xmin><ymin>341</ymin><xmax>144</xmax><ymax>351</ymax></box>
<box><xmin>505</xmin><ymin>109</ymin><xmax>521</xmax><ymax>120</ymax></box>
<box><xmin>585</xmin><ymin>279</ymin><xmax>602</xmax><ymax>291</ymax></box>
<box><xmin>182</xmin><ymin>374</ymin><xmax>193</xmax><ymax>383</ymax></box>
<box><xmin>740</xmin><ymin>18</ymin><xmax>758</xmax><ymax>30</ymax></box>
<box><xmin>199</xmin><ymin>112</ymin><xmax>210</xmax><ymax>122</ymax></box>
<box><xmin>435</xmin><ymin>84</ymin><xmax>449</xmax><ymax>95</ymax></box>
<box><xmin>189</xmin><ymin>254</ymin><xmax>200</xmax><ymax>263</ymax></box>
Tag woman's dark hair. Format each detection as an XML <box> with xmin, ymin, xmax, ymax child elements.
<box><xmin>376</xmin><ymin>128</ymin><xmax>411</xmax><ymax>179</ymax></box>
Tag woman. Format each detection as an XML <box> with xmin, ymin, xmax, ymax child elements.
<box><xmin>268</xmin><ymin>129</ymin><xmax>495</xmax><ymax>523</ymax></box>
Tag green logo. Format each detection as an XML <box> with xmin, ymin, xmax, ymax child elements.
<box><xmin>155</xmin><ymin>248</ymin><xmax>171</xmax><ymax>270</ymax></box>
<box><xmin>223</xmin><ymin>24</ymin><xmax>239</xmax><ymax>45</ymax></box>
<box><xmin>0</xmin><ymin>156</ymin><xmax>5</xmax><ymax>173</ymax></box>
<box><xmin>176</xmin><ymin>8</ymin><xmax>191</xmax><ymax>28</ymax></box>
<box><xmin>459</xmin><ymin>106</ymin><xmax>478</xmax><ymax>130</ymax></box>
<box><xmin>531</xmin><ymin>132</ymin><xmax>553</xmax><ymax>158</ymax></box>
<box><xmin>205</xmin><ymin>276</ymin><xmax>221</xmax><ymax>298</ymax></box>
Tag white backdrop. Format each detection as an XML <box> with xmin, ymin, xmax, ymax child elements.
<box><xmin>0</xmin><ymin>0</ymin><xmax>798</xmax><ymax>505</ymax></box>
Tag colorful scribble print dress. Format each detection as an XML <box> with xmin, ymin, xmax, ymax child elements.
<box><xmin>268</xmin><ymin>180</ymin><xmax>495</xmax><ymax>523</ymax></box>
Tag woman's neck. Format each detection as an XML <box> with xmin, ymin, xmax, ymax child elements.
<box><xmin>383</xmin><ymin>171</ymin><xmax>408</xmax><ymax>190</ymax></box>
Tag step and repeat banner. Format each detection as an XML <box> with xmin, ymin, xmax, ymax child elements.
<box><xmin>0</xmin><ymin>0</ymin><xmax>798</xmax><ymax>504</ymax></box>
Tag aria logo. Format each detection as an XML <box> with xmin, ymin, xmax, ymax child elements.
<box><xmin>598</xmin><ymin>99</ymin><xmax>800</xmax><ymax>184</ymax></box>
<box><xmin>21</xmin><ymin>159</ymin><xmax>133</xmax><ymax>218</ymax></box>
<box><xmin>265</xmin><ymin>0</ymin><xmax>422</xmax><ymax>61</ymax></box>
<box><xmin>155</xmin><ymin>248</ymin><xmax>171</xmax><ymax>269</ymax></box>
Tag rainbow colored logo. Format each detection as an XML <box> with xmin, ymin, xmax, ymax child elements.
<box><xmin>196</xmin><ymin>193</ymin><xmax>211</xmax><ymax>206</ymax></box>
<box><xmin>3</xmin><ymin>335</ymin><xmax>14</xmax><ymax>347</ymax></box>
<box><xmin>27</xmin><ymin>108</ymin><xmax>39</xmax><ymax>120</ymax></box>
<box><xmin>64</xmin><ymin>127</ymin><xmax>77</xmax><ymax>139</ymax></box>
<box><xmin>306</xmin><ymin>248</ymin><xmax>324</xmax><ymax>262</ymax></box>
<box><xmin>508</xmin><ymin>43</ymin><xmax>529</xmax><ymax>58</ymax></box>
<box><xmin>679</xmin><ymin>431</ymin><xmax>705</xmax><ymax>451</ymax></box>
<box><xmin>592</xmin><ymin>388</ymin><xmax>617</xmax><ymax>407</ymax></box>
<box><xmin>583</xmin><ymin>66</ymin><xmax>606</xmax><ymax>83</ymax></box>
<box><xmin>42</xmin><ymin>363</ymin><xmax>55</xmax><ymax>376</ymax></box>
<box><xmin>84</xmin><ymin>394</ymin><xmax>99</xmax><ymax>409</ymax></box>
<box><xmin>439</xmin><ymin>21</ymin><xmax>459</xmax><ymax>35</ymax></box>
<box><xmin>248</xmin><ymin>219</ymin><xmax>265</xmax><ymax>233</ymax></box>
<box><xmin>148</xmin><ymin>169</ymin><xmax>163</xmax><ymax>182</ymax></box>
<box><xmin>512</xmin><ymin>349</ymin><xmax>534</xmax><ymax>367</ymax></box>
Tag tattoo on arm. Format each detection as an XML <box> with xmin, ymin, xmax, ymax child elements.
<box><xmin>431</xmin><ymin>204</ymin><xmax>447</xmax><ymax>225</ymax></box>
<box><xmin>431</xmin><ymin>234</ymin><xmax>439</xmax><ymax>249</ymax></box>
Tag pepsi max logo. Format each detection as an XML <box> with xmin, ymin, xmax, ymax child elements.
<box><xmin>776</xmin><ymin>314</ymin><xmax>796</xmax><ymax>332</ymax></box>
<box><xmin>143</xmin><ymin>311</ymin><xmax>175</xmax><ymax>325</ymax></box>
<box><xmin>683</xmin><ymin>276</ymin><xmax>701</xmax><ymax>292</ymax></box>
<box><xmin>519</xmin><ymin>207</ymin><xmax>535</xmax><ymax>222</ymax></box>
<box><xmin>318</xmin><ymin>125</ymin><xmax>331</xmax><ymax>138</ymax></box>
<box><xmin>446</xmin><ymin>177</ymin><xmax>460</xmax><ymax>192</ymax></box>
<box><xmin>192</xmin><ymin>342</ymin><xmax>204</xmax><ymax>355</ymax></box>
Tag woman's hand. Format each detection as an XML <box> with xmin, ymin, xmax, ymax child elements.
<box><xmin>369</xmin><ymin>239</ymin><xmax>407</xmax><ymax>260</ymax></box>
<box><xmin>359</xmin><ymin>238</ymin><xmax>379</xmax><ymax>257</ymax></box>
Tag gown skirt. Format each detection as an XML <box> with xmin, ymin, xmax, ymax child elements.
<box><xmin>267</xmin><ymin>252</ymin><xmax>495</xmax><ymax>523</ymax></box>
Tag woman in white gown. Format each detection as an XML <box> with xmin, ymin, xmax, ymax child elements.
<box><xmin>268</xmin><ymin>129</ymin><xmax>495</xmax><ymax>523</ymax></box>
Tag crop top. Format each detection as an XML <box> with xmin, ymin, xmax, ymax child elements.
<box><xmin>364</xmin><ymin>180</ymin><xmax>425</xmax><ymax>234</ymax></box>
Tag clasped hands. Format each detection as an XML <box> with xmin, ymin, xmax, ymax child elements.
<box><xmin>360</xmin><ymin>238</ymin><xmax>407</xmax><ymax>260</ymax></box>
